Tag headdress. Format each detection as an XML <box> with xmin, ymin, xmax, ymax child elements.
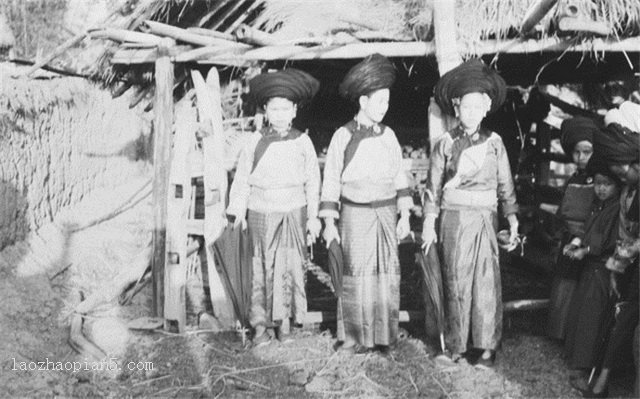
<box><xmin>434</xmin><ymin>59</ymin><xmax>507</xmax><ymax>116</ymax></box>
<box><xmin>338</xmin><ymin>53</ymin><xmax>396</xmax><ymax>102</ymax></box>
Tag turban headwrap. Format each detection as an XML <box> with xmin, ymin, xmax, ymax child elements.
<box><xmin>593</xmin><ymin>122</ymin><xmax>640</xmax><ymax>165</ymax></box>
<box><xmin>249</xmin><ymin>68</ymin><xmax>319</xmax><ymax>107</ymax></box>
<box><xmin>434</xmin><ymin>59</ymin><xmax>507</xmax><ymax>117</ymax></box>
<box><xmin>339</xmin><ymin>53</ymin><xmax>396</xmax><ymax>102</ymax></box>
<box><xmin>586</xmin><ymin>154</ymin><xmax>622</xmax><ymax>186</ymax></box>
<box><xmin>560</xmin><ymin>116</ymin><xmax>597</xmax><ymax>155</ymax></box>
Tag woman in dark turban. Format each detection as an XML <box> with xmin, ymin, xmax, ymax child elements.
<box><xmin>227</xmin><ymin>68</ymin><xmax>321</xmax><ymax>346</ymax></box>
<box><xmin>320</xmin><ymin>54</ymin><xmax>413</xmax><ymax>353</ymax></box>
<box><xmin>423</xmin><ymin>59</ymin><xmax>518</xmax><ymax>368</ymax></box>
<box><xmin>547</xmin><ymin>116</ymin><xmax>596</xmax><ymax>343</ymax></box>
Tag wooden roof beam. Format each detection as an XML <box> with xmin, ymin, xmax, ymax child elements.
<box><xmin>109</xmin><ymin>37</ymin><xmax>640</xmax><ymax>66</ymax></box>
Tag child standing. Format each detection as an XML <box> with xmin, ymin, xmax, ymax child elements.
<box><xmin>547</xmin><ymin>116</ymin><xmax>597</xmax><ymax>340</ymax></box>
<box><xmin>226</xmin><ymin>68</ymin><xmax>321</xmax><ymax>345</ymax></box>
<box><xmin>564</xmin><ymin>155</ymin><xmax>621</xmax><ymax>376</ymax></box>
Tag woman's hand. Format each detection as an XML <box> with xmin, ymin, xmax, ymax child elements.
<box><xmin>396</xmin><ymin>214</ymin><xmax>410</xmax><ymax>242</ymax></box>
<box><xmin>307</xmin><ymin>218</ymin><xmax>322</xmax><ymax>242</ymax></box>
<box><xmin>233</xmin><ymin>216</ymin><xmax>247</xmax><ymax>231</ymax></box>
<box><xmin>507</xmin><ymin>214</ymin><xmax>519</xmax><ymax>247</ymax></box>
<box><xmin>610</xmin><ymin>272</ymin><xmax>621</xmax><ymax>298</ymax></box>
<box><xmin>563</xmin><ymin>244</ymin><xmax>578</xmax><ymax>256</ymax></box>
<box><xmin>421</xmin><ymin>214</ymin><xmax>437</xmax><ymax>253</ymax></box>
<box><xmin>568</xmin><ymin>247</ymin><xmax>588</xmax><ymax>261</ymax></box>
<box><xmin>322</xmin><ymin>218</ymin><xmax>340</xmax><ymax>248</ymax></box>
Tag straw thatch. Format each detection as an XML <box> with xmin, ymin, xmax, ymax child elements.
<box><xmin>0</xmin><ymin>9</ymin><xmax>15</xmax><ymax>51</ymax></box>
<box><xmin>251</xmin><ymin>0</ymin><xmax>640</xmax><ymax>43</ymax></box>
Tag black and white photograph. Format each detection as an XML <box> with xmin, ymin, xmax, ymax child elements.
<box><xmin>1</xmin><ymin>0</ymin><xmax>639</xmax><ymax>397</ymax></box>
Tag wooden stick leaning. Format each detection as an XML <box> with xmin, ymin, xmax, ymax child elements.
<box><xmin>25</xmin><ymin>31</ymin><xmax>88</xmax><ymax>77</ymax></box>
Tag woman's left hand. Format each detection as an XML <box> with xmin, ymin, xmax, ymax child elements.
<box><xmin>307</xmin><ymin>218</ymin><xmax>322</xmax><ymax>242</ymax></box>
<box><xmin>396</xmin><ymin>215</ymin><xmax>410</xmax><ymax>241</ymax></box>
<box><xmin>507</xmin><ymin>214</ymin><xmax>519</xmax><ymax>246</ymax></box>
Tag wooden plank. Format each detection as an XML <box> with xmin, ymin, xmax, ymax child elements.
<box><xmin>191</xmin><ymin>68</ymin><xmax>236</xmax><ymax>328</ymax></box>
<box><xmin>151</xmin><ymin>38</ymin><xmax>175</xmax><ymax>319</ymax></box>
<box><xmin>304</xmin><ymin>310</ymin><xmax>421</xmax><ymax>324</ymax></box>
<box><xmin>163</xmin><ymin>98</ymin><xmax>197</xmax><ymax>333</ymax></box>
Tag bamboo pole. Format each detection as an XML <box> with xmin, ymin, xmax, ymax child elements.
<box><xmin>233</xmin><ymin>24</ymin><xmax>280</xmax><ymax>47</ymax></box>
<box><xmin>25</xmin><ymin>30</ymin><xmax>88</xmax><ymax>77</ymax></box>
<box><xmin>144</xmin><ymin>20</ymin><xmax>242</xmax><ymax>47</ymax></box>
<box><xmin>151</xmin><ymin>38</ymin><xmax>176</xmax><ymax>318</ymax></box>
<box><xmin>89</xmin><ymin>28</ymin><xmax>162</xmax><ymax>45</ymax></box>
<box><xmin>557</xmin><ymin>17</ymin><xmax>611</xmax><ymax>36</ymax></box>
<box><xmin>187</xmin><ymin>27</ymin><xmax>235</xmax><ymax>41</ymax></box>
<box><xmin>174</xmin><ymin>46</ymin><xmax>245</xmax><ymax>63</ymax></box>
<box><xmin>111</xmin><ymin>37</ymin><xmax>640</xmax><ymax>66</ymax></box>
<box><xmin>429</xmin><ymin>0</ymin><xmax>461</xmax><ymax>152</ymax></box>
<box><xmin>520</xmin><ymin>0</ymin><xmax>559</xmax><ymax>34</ymax></box>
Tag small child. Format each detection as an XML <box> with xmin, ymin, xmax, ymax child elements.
<box><xmin>563</xmin><ymin>155</ymin><xmax>622</xmax><ymax>377</ymax></box>
<box><xmin>547</xmin><ymin>116</ymin><xmax>596</xmax><ymax>341</ymax></box>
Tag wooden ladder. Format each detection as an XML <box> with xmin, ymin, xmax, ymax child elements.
<box><xmin>163</xmin><ymin>67</ymin><xmax>235</xmax><ymax>332</ymax></box>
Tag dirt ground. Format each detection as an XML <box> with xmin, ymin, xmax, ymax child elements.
<box><xmin>0</xmin><ymin>180</ymin><xmax>636</xmax><ymax>398</ymax></box>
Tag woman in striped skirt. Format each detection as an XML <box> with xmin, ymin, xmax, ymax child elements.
<box><xmin>423</xmin><ymin>59</ymin><xmax>519</xmax><ymax>368</ymax></box>
<box><xmin>320</xmin><ymin>54</ymin><xmax>413</xmax><ymax>353</ymax></box>
<box><xmin>226</xmin><ymin>68</ymin><xmax>321</xmax><ymax>345</ymax></box>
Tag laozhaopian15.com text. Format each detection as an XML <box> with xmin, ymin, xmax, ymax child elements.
<box><xmin>10</xmin><ymin>358</ymin><xmax>154</xmax><ymax>373</ymax></box>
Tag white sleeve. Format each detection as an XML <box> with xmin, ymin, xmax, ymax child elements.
<box><xmin>302</xmin><ymin>135</ymin><xmax>321</xmax><ymax>220</ymax></box>
<box><xmin>319</xmin><ymin>128</ymin><xmax>348</xmax><ymax>219</ymax></box>
<box><xmin>226</xmin><ymin>137</ymin><xmax>255</xmax><ymax>218</ymax></box>
<box><xmin>388</xmin><ymin>129</ymin><xmax>413</xmax><ymax>213</ymax></box>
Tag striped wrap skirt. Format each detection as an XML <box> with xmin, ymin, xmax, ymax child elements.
<box><xmin>439</xmin><ymin>208</ymin><xmax>502</xmax><ymax>353</ymax></box>
<box><xmin>337</xmin><ymin>199</ymin><xmax>400</xmax><ymax>348</ymax></box>
<box><xmin>247</xmin><ymin>207</ymin><xmax>307</xmax><ymax>327</ymax></box>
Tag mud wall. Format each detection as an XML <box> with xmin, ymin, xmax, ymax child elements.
<box><xmin>0</xmin><ymin>64</ymin><xmax>150</xmax><ymax>249</ymax></box>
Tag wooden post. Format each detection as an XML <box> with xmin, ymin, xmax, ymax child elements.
<box><xmin>151</xmin><ymin>38</ymin><xmax>175</xmax><ymax>318</ymax></box>
<box><xmin>429</xmin><ymin>0</ymin><xmax>461</xmax><ymax>152</ymax></box>
<box><xmin>163</xmin><ymin>98</ymin><xmax>195</xmax><ymax>333</ymax></box>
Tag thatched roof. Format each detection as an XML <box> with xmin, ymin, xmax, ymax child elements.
<box><xmin>25</xmin><ymin>0</ymin><xmax>633</xmax><ymax>113</ymax></box>
<box><xmin>0</xmin><ymin>9</ymin><xmax>15</xmax><ymax>50</ymax></box>
<box><xmin>90</xmin><ymin>0</ymin><xmax>640</xmax><ymax>70</ymax></box>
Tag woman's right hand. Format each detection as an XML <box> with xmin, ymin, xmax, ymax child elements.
<box><xmin>233</xmin><ymin>216</ymin><xmax>247</xmax><ymax>231</ymax></box>
<box><xmin>563</xmin><ymin>244</ymin><xmax>578</xmax><ymax>256</ymax></box>
<box><xmin>322</xmin><ymin>219</ymin><xmax>340</xmax><ymax>248</ymax></box>
<box><xmin>421</xmin><ymin>215</ymin><xmax>437</xmax><ymax>252</ymax></box>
